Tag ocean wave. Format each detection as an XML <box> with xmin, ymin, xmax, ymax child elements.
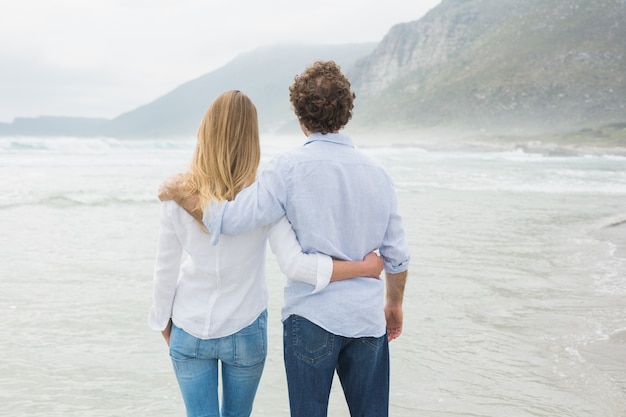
<box><xmin>0</xmin><ymin>136</ymin><xmax>195</xmax><ymax>152</ymax></box>
<box><xmin>0</xmin><ymin>192</ymin><xmax>157</xmax><ymax>209</ymax></box>
<box><xmin>393</xmin><ymin>170</ymin><xmax>626</xmax><ymax>195</ymax></box>
<box><xmin>3</xmin><ymin>136</ymin><xmax>625</xmax><ymax>162</ymax></box>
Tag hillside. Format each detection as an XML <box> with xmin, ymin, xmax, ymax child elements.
<box><xmin>0</xmin><ymin>44</ymin><xmax>375</xmax><ymax>139</ymax></box>
<box><xmin>1</xmin><ymin>0</ymin><xmax>624</xmax><ymax>146</ymax></box>
<box><xmin>106</xmin><ymin>43</ymin><xmax>376</xmax><ymax>138</ymax></box>
<box><xmin>349</xmin><ymin>0</ymin><xmax>626</xmax><ymax>135</ymax></box>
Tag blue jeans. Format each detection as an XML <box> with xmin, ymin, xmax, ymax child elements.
<box><xmin>283</xmin><ymin>315</ymin><xmax>389</xmax><ymax>417</ymax></box>
<box><xmin>169</xmin><ymin>310</ymin><xmax>267</xmax><ymax>417</ymax></box>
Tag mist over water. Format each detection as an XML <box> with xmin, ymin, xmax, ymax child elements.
<box><xmin>1</xmin><ymin>135</ymin><xmax>625</xmax><ymax>416</ymax></box>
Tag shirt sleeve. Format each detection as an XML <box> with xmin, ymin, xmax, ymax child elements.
<box><xmin>380</xmin><ymin>179</ymin><xmax>411</xmax><ymax>273</ymax></box>
<box><xmin>267</xmin><ymin>216</ymin><xmax>333</xmax><ymax>293</ymax></box>
<box><xmin>148</xmin><ymin>201</ymin><xmax>183</xmax><ymax>331</ymax></box>
<box><xmin>204</xmin><ymin>156</ymin><xmax>289</xmax><ymax>245</ymax></box>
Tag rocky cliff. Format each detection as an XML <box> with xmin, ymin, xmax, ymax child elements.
<box><xmin>349</xmin><ymin>0</ymin><xmax>626</xmax><ymax>134</ymax></box>
<box><xmin>2</xmin><ymin>0</ymin><xmax>624</xmax><ymax>141</ymax></box>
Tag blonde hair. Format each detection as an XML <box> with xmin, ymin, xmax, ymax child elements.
<box><xmin>182</xmin><ymin>90</ymin><xmax>260</xmax><ymax>213</ymax></box>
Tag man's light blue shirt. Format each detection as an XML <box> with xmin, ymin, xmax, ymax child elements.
<box><xmin>205</xmin><ymin>132</ymin><xmax>410</xmax><ymax>337</ymax></box>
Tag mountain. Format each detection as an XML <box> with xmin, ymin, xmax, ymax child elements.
<box><xmin>106</xmin><ymin>43</ymin><xmax>376</xmax><ymax>138</ymax></box>
<box><xmin>1</xmin><ymin>0</ymin><xmax>624</xmax><ymax>142</ymax></box>
<box><xmin>0</xmin><ymin>44</ymin><xmax>376</xmax><ymax>139</ymax></box>
<box><xmin>349</xmin><ymin>0</ymin><xmax>626</xmax><ymax>134</ymax></box>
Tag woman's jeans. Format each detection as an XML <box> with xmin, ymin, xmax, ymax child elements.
<box><xmin>169</xmin><ymin>310</ymin><xmax>267</xmax><ymax>417</ymax></box>
<box><xmin>283</xmin><ymin>314</ymin><xmax>390</xmax><ymax>417</ymax></box>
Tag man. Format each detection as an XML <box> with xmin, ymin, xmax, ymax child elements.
<box><xmin>161</xmin><ymin>60</ymin><xmax>410</xmax><ymax>417</ymax></box>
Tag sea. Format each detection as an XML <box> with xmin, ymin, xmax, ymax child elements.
<box><xmin>1</xmin><ymin>134</ymin><xmax>625</xmax><ymax>417</ymax></box>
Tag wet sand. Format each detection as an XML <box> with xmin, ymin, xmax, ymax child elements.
<box><xmin>581</xmin><ymin>220</ymin><xmax>626</xmax><ymax>391</ymax></box>
<box><xmin>580</xmin><ymin>330</ymin><xmax>626</xmax><ymax>389</ymax></box>
<box><xmin>591</xmin><ymin>219</ymin><xmax>626</xmax><ymax>258</ymax></box>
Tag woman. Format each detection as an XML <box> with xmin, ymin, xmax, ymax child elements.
<box><xmin>148</xmin><ymin>90</ymin><xmax>382</xmax><ymax>417</ymax></box>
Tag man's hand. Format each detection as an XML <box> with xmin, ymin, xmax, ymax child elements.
<box><xmin>384</xmin><ymin>270</ymin><xmax>407</xmax><ymax>342</ymax></box>
<box><xmin>157</xmin><ymin>173</ymin><xmax>203</xmax><ymax>222</ymax></box>
<box><xmin>158</xmin><ymin>173</ymin><xmax>185</xmax><ymax>201</ymax></box>
<box><xmin>384</xmin><ymin>302</ymin><xmax>403</xmax><ymax>342</ymax></box>
<box><xmin>362</xmin><ymin>252</ymin><xmax>384</xmax><ymax>278</ymax></box>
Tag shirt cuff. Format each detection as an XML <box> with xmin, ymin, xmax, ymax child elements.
<box><xmin>147</xmin><ymin>307</ymin><xmax>170</xmax><ymax>332</ymax></box>
<box><xmin>311</xmin><ymin>254</ymin><xmax>332</xmax><ymax>294</ymax></box>
<box><xmin>384</xmin><ymin>258</ymin><xmax>410</xmax><ymax>274</ymax></box>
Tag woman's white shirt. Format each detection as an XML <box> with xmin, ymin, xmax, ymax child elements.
<box><xmin>148</xmin><ymin>200</ymin><xmax>332</xmax><ymax>339</ymax></box>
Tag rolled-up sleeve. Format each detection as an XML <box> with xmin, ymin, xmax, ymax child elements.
<box><xmin>267</xmin><ymin>216</ymin><xmax>333</xmax><ymax>293</ymax></box>
<box><xmin>380</xmin><ymin>183</ymin><xmax>411</xmax><ymax>274</ymax></box>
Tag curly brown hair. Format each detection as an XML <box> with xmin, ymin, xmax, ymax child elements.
<box><xmin>289</xmin><ymin>60</ymin><xmax>355</xmax><ymax>134</ymax></box>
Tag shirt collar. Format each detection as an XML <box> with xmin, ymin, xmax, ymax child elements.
<box><xmin>303</xmin><ymin>132</ymin><xmax>355</xmax><ymax>148</ymax></box>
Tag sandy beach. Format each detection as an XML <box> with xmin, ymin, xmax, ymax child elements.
<box><xmin>581</xmin><ymin>220</ymin><xmax>626</xmax><ymax>391</ymax></box>
<box><xmin>351</xmin><ymin>127</ymin><xmax>626</xmax><ymax>157</ymax></box>
<box><xmin>592</xmin><ymin>219</ymin><xmax>626</xmax><ymax>258</ymax></box>
<box><xmin>580</xmin><ymin>329</ymin><xmax>626</xmax><ymax>390</ymax></box>
<box><xmin>3</xmin><ymin>137</ymin><xmax>625</xmax><ymax>416</ymax></box>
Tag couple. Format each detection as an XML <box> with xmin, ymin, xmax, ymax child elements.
<box><xmin>149</xmin><ymin>60</ymin><xmax>410</xmax><ymax>417</ymax></box>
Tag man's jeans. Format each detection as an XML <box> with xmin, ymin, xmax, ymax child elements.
<box><xmin>169</xmin><ymin>310</ymin><xmax>267</xmax><ymax>417</ymax></box>
<box><xmin>283</xmin><ymin>315</ymin><xmax>389</xmax><ymax>417</ymax></box>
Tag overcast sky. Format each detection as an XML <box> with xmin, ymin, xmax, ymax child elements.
<box><xmin>0</xmin><ymin>0</ymin><xmax>441</xmax><ymax>123</ymax></box>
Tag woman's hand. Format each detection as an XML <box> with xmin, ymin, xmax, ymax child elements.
<box><xmin>161</xmin><ymin>319</ymin><xmax>173</xmax><ymax>346</ymax></box>
<box><xmin>361</xmin><ymin>252</ymin><xmax>384</xmax><ymax>278</ymax></box>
